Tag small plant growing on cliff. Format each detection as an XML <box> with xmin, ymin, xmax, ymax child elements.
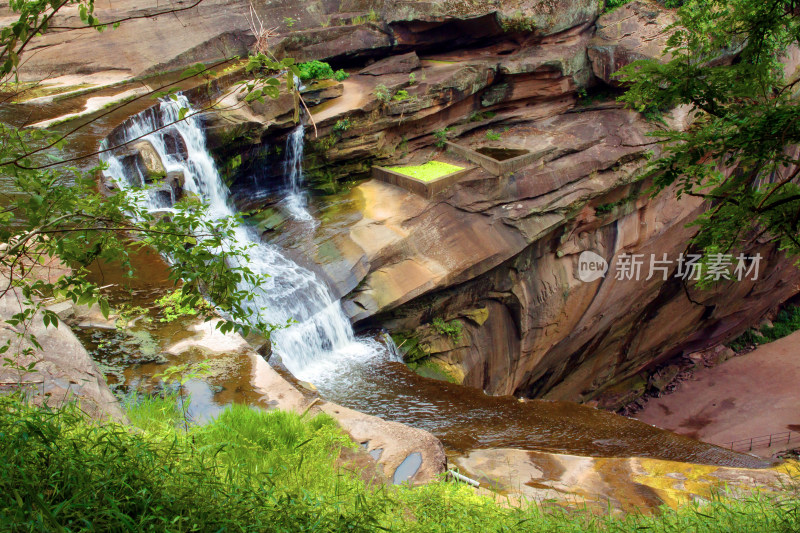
<box><xmin>392</xmin><ymin>89</ymin><xmax>410</xmax><ymax>101</ymax></box>
<box><xmin>408</xmin><ymin>73</ymin><xmax>416</xmax><ymax>85</ymax></box>
<box><xmin>297</xmin><ymin>60</ymin><xmax>335</xmax><ymax>81</ymax></box>
<box><xmin>432</xmin><ymin>317</ymin><xmax>462</xmax><ymax>343</ymax></box>
<box><xmin>373</xmin><ymin>84</ymin><xmax>391</xmax><ymax>103</ymax></box>
<box><xmin>283</xmin><ymin>16</ymin><xmax>296</xmax><ymax>28</ymax></box>
<box><xmin>499</xmin><ymin>12</ymin><xmax>536</xmax><ymax>33</ymax></box>
<box><xmin>332</xmin><ymin>118</ymin><xmax>351</xmax><ymax>133</ymax></box>
<box><xmin>433</xmin><ymin>127</ymin><xmax>452</xmax><ymax>148</ymax></box>
<box><xmin>485</xmin><ymin>129</ymin><xmax>502</xmax><ymax>141</ymax></box>
<box><xmin>368</xmin><ymin>9</ymin><xmax>379</xmax><ymax>22</ymax></box>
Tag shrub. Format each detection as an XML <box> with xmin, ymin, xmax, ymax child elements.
<box><xmin>432</xmin><ymin>317</ymin><xmax>462</xmax><ymax>343</ymax></box>
<box><xmin>393</xmin><ymin>89</ymin><xmax>409</xmax><ymax>101</ymax></box>
<box><xmin>332</xmin><ymin>118</ymin><xmax>351</xmax><ymax>133</ymax></box>
<box><xmin>297</xmin><ymin>60</ymin><xmax>335</xmax><ymax>81</ymax></box>
<box><xmin>433</xmin><ymin>127</ymin><xmax>452</xmax><ymax>148</ymax></box>
<box><xmin>728</xmin><ymin>304</ymin><xmax>800</xmax><ymax>351</ymax></box>
<box><xmin>334</xmin><ymin>69</ymin><xmax>349</xmax><ymax>81</ymax></box>
<box><xmin>485</xmin><ymin>129</ymin><xmax>501</xmax><ymax>141</ymax></box>
<box><xmin>373</xmin><ymin>83</ymin><xmax>391</xmax><ymax>103</ymax></box>
<box><xmin>604</xmin><ymin>0</ymin><xmax>632</xmax><ymax>12</ymax></box>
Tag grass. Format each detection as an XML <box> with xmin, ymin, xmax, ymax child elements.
<box><xmin>386</xmin><ymin>161</ymin><xmax>464</xmax><ymax>182</ymax></box>
<box><xmin>2</xmin><ymin>394</ymin><xmax>800</xmax><ymax>531</ymax></box>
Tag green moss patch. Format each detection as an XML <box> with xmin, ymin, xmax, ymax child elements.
<box><xmin>386</xmin><ymin>161</ymin><xmax>464</xmax><ymax>182</ymax></box>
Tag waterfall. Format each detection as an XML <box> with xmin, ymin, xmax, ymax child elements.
<box><xmin>102</xmin><ymin>96</ymin><xmax>393</xmax><ymax>381</ymax></box>
<box><xmin>282</xmin><ymin>125</ymin><xmax>313</xmax><ymax>221</ymax></box>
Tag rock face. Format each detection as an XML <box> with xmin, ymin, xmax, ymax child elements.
<box><xmin>248</xmin><ymin>2</ymin><xmax>800</xmax><ymax>404</ymax></box>
<box><xmin>588</xmin><ymin>1</ymin><xmax>677</xmax><ymax>85</ymax></box>
<box><xmin>11</xmin><ymin>0</ymin><xmax>600</xmax><ymax>82</ymax></box>
<box><xmin>0</xmin><ymin>290</ymin><xmax>125</xmax><ymax>422</ymax></box>
<box><xmin>81</xmin><ymin>0</ymin><xmax>800</xmax><ymax>408</ymax></box>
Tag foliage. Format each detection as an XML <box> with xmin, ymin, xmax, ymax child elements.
<box><xmin>433</xmin><ymin>127</ymin><xmax>452</xmax><ymax>148</ymax></box>
<box><xmin>373</xmin><ymin>83</ymin><xmax>391</xmax><ymax>103</ymax></box>
<box><xmin>283</xmin><ymin>16</ymin><xmax>296</xmax><ymax>28</ymax></box>
<box><xmin>123</xmin><ymin>391</ymin><xmax>181</xmax><ymax>434</ymax></box>
<box><xmin>3</xmin><ymin>394</ymin><xmax>800</xmax><ymax>531</ymax></box>
<box><xmin>408</xmin><ymin>72</ymin><xmax>416</xmax><ymax>85</ymax></box>
<box><xmin>156</xmin><ymin>362</ymin><xmax>212</xmax><ymax>432</ymax></box>
<box><xmin>604</xmin><ymin>0</ymin><xmax>633</xmax><ymax>12</ymax></box>
<box><xmin>0</xmin><ymin>1</ymin><xmax>306</xmax><ymax>365</ymax></box>
<box><xmin>469</xmin><ymin>110</ymin><xmax>496</xmax><ymax>122</ymax></box>
<box><xmin>391</xmin><ymin>331</ymin><xmax>428</xmax><ymax>363</ymax></box>
<box><xmin>386</xmin><ymin>161</ymin><xmax>464</xmax><ymax>182</ymax></box>
<box><xmin>154</xmin><ymin>289</ymin><xmax>209</xmax><ymax>322</ymax></box>
<box><xmin>728</xmin><ymin>304</ymin><xmax>800</xmax><ymax>351</ymax></box>
<box><xmin>499</xmin><ymin>11</ymin><xmax>537</xmax><ymax>33</ymax></box>
<box><xmin>485</xmin><ymin>129</ymin><xmax>502</xmax><ymax>141</ymax></box>
<box><xmin>392</xmin><ymin>89</ymin><xmax>409</xmax><ymax>101</ymax></box>
<box><xmin>296</xmin><ymin>59</ymin><xmax>335</xmax><ymax>81</ymax></box>
<box><xmin>432</xmin><ymin>317</ymin><xmax>462</xmax><ymax>343</ymax></box>
<box><xmin>617</xmin><ymin>0</ymin><xmax>800</xmax><ymax>270</ymax></box>
<box><xmin>333</xmin><ymin>69</ymin><xmax>349</xmax><ymax>81</ymax></box>
<box><xmin>332</xmin><ymin>118</ymin><xmax>351</xmax><ymax>134</ymax></box>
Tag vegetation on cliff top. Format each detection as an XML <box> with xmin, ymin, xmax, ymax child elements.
<box><xmin>2</xmin><ymin>394</ymin><xmax>799</xmax><ymax>532</ymax></box>
<box><xmin>619</xmin><ymin>0</ymin><xmax>800</xmax><ymax>272</ymax></box>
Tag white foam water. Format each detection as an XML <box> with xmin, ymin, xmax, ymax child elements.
<box><xmin>102</xmin><ymin>96</ymin><xmax>396</xmax><ymax>382</ymax></box>
<box><xmin>282</xmin><ymin>125</ymin><xmax>313</xmax><ymax>221</ymax></box>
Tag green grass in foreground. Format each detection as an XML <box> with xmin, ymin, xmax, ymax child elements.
<box><xmin>386</xmin><ymin>161</ymin><xmax>463</xmax><ymax>182</ymax></box>
<box><xmin>1</xmin><ymin>393</ymin><xmax>799</xmax><ymax>532</ymax></box>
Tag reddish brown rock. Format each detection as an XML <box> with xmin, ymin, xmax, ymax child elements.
<box><xmin>588</xmin><ymin>1</ymin><xmax>677</xmax><ymax>86</ymax></box>
<box><xmin>360</xmin><ymin>52</ymin><xmax>421</xmax><ymax>76</ymax></box>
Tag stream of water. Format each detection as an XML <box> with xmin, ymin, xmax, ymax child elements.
<box><xmin>98</xmin><ymin>96</ymin><xmax>770</xmax><ymax>469</ymax></box>
<box><xmin>102</xmin><ymin>97</ymin><xmax>392</xmax><ymax>382</ymax></box>
<box><xmin>282</xmin><ymin>125</ymin><xmax>313</xmax><ymax>221</ymax></box>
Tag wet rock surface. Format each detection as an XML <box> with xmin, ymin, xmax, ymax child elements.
<box><xmin>452</xmin><ymin>448</ymin><xmax>794</xmax><ymax>512</ymax></box>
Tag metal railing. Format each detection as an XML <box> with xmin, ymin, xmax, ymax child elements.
<box><xmin>727</xmin><ymin>431</ymin><xmax>797</xmax><ymax>452</ymax></box>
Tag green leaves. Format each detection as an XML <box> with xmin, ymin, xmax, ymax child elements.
<box><xmin>618</xmin><ymin>0</ymin><xmax>800</xmax><ymax>263</ymax></box>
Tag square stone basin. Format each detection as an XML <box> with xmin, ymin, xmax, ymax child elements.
<box><xmin>372</xmin><ymin>160</ymin><xmax>473</xmax><ymax>198</ymax></box>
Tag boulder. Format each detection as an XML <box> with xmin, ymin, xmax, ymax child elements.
<box><xmin>0</xmin><ymin>290</ymin><xmax>126</xmax><ymax>422</ymax></box>
<box><xmin>121</xmin><ymin>140</ymin><xmax>166</xmax><ymax>184</ymax></box>
<box><xmin>360</xmin><ymin>52</ymin><xmax>421</xmax><ymax>76</ymax></box>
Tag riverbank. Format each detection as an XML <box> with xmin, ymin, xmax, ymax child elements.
<box><xmin>636</xmin><ymin>330</ymin><xmax>800</xmax><ymax>457</ymax></box>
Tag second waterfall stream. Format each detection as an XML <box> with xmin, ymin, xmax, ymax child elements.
<box><xmin>102</xmin><ymin>96</ymin><xmax>393</xmax><ymax>381</ymax></box>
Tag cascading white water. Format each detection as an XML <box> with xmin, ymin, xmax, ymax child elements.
<box><xmin>282</xmin><ymin>125</ymin><xmax>313</xmax><ymax>221</ymax></box>
<box><xmin>102</xmin><ymin>96</ymin><xmax>393</xmax><ymax>381</ymax></box>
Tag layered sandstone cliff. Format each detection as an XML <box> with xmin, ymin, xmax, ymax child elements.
<box><xmin>16</xmin><ymin>0</ymin><xmax>800</xmax><ymax>406</ymax></box>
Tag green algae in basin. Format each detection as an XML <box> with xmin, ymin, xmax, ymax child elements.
<box><xmin>386</xmin><ymin>161</ymin><xmax>464</xmax><ymax>182</ymax></box>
